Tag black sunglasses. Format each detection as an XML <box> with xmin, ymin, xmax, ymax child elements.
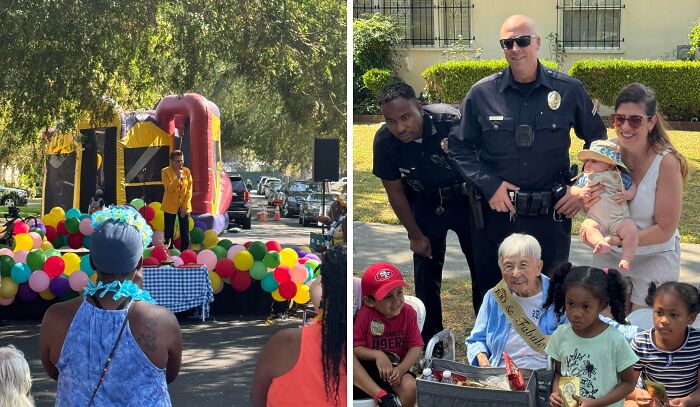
<box><xmin>499</xmin><ymin>35</ymin><xmax>533</xmax><ymax>50</ymax></box>
<box><xmin>610</xmin><ymin>114</ymin><xmax>652</xmax><ymax>129</ymax></box>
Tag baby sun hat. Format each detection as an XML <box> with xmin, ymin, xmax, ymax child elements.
<box><xmin>577</xmin><ymin>140</ymin><xmax>627</xmax><ymax>171</ymax></box>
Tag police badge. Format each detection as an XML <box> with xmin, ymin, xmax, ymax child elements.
<box><xmin>370</xmin><ymin>320</ymin><xmax>385</xmax><ymax>336</ymax></box>
<box><xmin>547</xmin><ymin>91</ymin><xmax>561</xmax><ymax>111</ymax></box>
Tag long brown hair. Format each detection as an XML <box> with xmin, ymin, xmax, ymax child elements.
<box><xmin>614</xmin><ymin>83</ymin><xmax>688</xmax><ymax>181</ymax></box>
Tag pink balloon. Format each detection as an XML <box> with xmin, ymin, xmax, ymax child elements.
<box><xmin>13</xmin><ymin>250</ymin><xmax>28</xmax><ymax>264</ymax></box>
<box><xmin>68</xmin><ymin>271</ymin><xmax>89</xmax><ymax>292</ymax></box>
<box><xmin>227</xmin><ymin>244</ymin><xmax>246</xmax><ymax>260</ymax></box>
<box><xmin>171</xmin><ymin>256</ymin><xmax>184</xmax><ymax>267</ymax></box>
<box><xmin>28</xmin><ymin>270</ymin><xmax>50</xmax><ymax>292</ymax></box>
<box><xmin>196</xmin><ymin>250</ymin><xmax>217</xmax><ymax>271</ymax></box>
<box><xmin>78</xmin><ymin>218</ymin><xmax>95</xmax><ymax>236</ymax></box>
<box><xmin>28</xmin><ymin>232</ymin><xmax>43</xmax><ymax>249</ymax></box>
<box><xmin>0</xmin><ymin>296</ymin><xmax>15</xmax><ymax>306</ymax></box>
<box><xmin>290</xmin><ymin>265</ymin><xmax>308</xmax><ymax>283</ymax></box>
<box><xmin>0</xmin><ymin>248</ymin><xmax>13</xmax><ymax>257</ymax></box>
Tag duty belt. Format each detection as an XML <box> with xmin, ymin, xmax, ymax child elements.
<box><xmin>509</xmin><ymin>190</ymin><xmax>554</xmax><ymax>216</ymax></box>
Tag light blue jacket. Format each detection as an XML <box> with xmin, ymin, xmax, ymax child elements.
<box><xmin>466</xmin><ymin>275</ymin><xmax>642</xmax><ymax>367</ymax></box>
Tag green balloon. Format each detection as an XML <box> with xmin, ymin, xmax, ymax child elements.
<box><xmin>249</xmin><ymin>260</ymin><xmax>268</xmax><ymax>280</ymax></box>
<box><xmin>30</xmin><ymin>227</ymin><xmax>45</xmax><ymax>238</ymax></box>
<box><xmin>263</xmin><ymin>251</ymin><xmax>281</xmax><ymax>268</ymax></box>
<box><xmin>190</xmin><ymin>227</ymin><xmax>204</xmax><ymax>244</ymax></box>
<box><xmin>52</xmin><ymin>235</ymin><xmax>66</xmax><ymax>249</ymax></box>
<box><xmin>0</xmin><ymin>255</ymin><xmax>15</xmax><ymax>277</ymax></box>
<box><xmin>130</xmin><ymin>198</ymin><xmax>145</xmax><ymax>209</ymax></box>
<box><xmin>44</xmin><ymin>248</ymin><xmax>61</xmax><ymax>258</ymax></box>
<box><xmin>27</xmin><ymin>249</ymin><xmax>46</xmax><ymax>272</ymax></box>
<box><xmin>169</xmin><ymin>248</ymin><xmax>181</xmax><ymax>256</ymax></box>
<box><xmin>248</xmin><ymin>241</ymin><xmax>267</xmax><ymax>261</ymax></box>
<box><xmin>217</xmin><ymin>239</ymin><xmax>233</xmax><ymax>251</ymax></box>
<box><xmin>65</xmin><ymin>217</ymin><xmax>80</xmax><ymax>234</ymax></box>
<box><xmin>143</xmin><ymin>248</ymin><xmax>152</xmax><ymax>258</ymax></box>
<box><xmin>211</xmin><ymin>246</ymin><xmax>227</xmax><ymax>260</ymax></box>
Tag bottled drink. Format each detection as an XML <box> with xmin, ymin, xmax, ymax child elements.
<box><xmin>441</xmin><ymin>370</ymin><xmax>456</xmax><ymax>384</ymax></box>
<box><xmin>421</xmin><ymin>368</ymin><xmax>438</xmax><ymax>382</ymax></box>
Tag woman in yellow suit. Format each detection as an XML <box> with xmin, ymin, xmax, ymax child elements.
<box><xmin>161</xmin><ymin>150</ymin><xmax>192</xmax><ymax>249</ymax></box>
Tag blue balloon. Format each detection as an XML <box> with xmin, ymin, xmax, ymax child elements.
<box><xmin>261</xmin><ymin>272</ymin><xmax>279</xmax><ymax>293</ymax></box>
<box><xmin>10</xmin><ymin>263</ymin><xmax>31</xmax><ymax>283</ymax></box>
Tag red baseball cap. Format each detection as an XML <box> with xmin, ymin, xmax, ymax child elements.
<box><xmin>361</xmin><ymin>262</ymin><xmax>407</xmax><ymax>301</ymax></box>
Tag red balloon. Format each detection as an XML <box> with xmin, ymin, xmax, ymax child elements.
<box><xmin>278</xmin><ymin>280</ymin><xmax>297</xmax><ymax>300</ymax></box>
<box><xmin>298</xmin><ymin>258</ymin><xmax>307</xmax><ymax>264</ymax></box>
<box><xmin>173</xmin><ymin>237</ymin><xmax>181</xmax><ymax>250</ymax></box>
<box><xmin>273</xmin><ymin>265</ymin><xmax>291</xmax><ymax>283</ymax></box>
<box><xmin>265</xmin><ymin>241</ymin><xmax>282</xmax><ymax>252</ymax></box>
<box><xmin>244</xmin><ymin>241</ymin><xmax>252</xmax><ymax>249</ymax></box>
<box><xmin>57</xmin><ymin>220</ymin><xmax>68</xmax><ymax>235</ymax></box>
<box><xmin>230</xmin><ymin>271</ymin><xmax>252</xmax><ymax>292</ymax></box>
<box><xmin>180</xmin><ymin>249</ymin><xmax>197</xmax><ymax>264</ymax></box>
<box><xmin>215</xmin><ymin>258</ymin><xmax>235</xmax><ymax>278</ymax></box>
<box><xmin>143</xmin><ymin>257</ymin><xmax>161</xmax><ymax>266</ymax></box>
<box><xmin>67</xmin><ymin>233</ymin><xmax>84</xmax><ymax>249</ymax></box>
<box><xmin>139</xmin><ymin>206</ymin><xmax>156</xmax><ymax>222</ymax></box>
<box><xmin>151</xmin><ymin>245</ymin><xmax>168</xmax><ymax>262</ymax></box>
<box><xmin>13</xmin><ymin>221</ymin><xmax>29</xmax><ymax>234</ymax></box>
<box><xmin>45</xmin><ymin>225</ymin><xmax>58</xmax><ymax>242</ymax></box>
<box><xmin>44</xmin><ymin>256</ymin><xmax>65</xmax><ymax>278</ymax></box>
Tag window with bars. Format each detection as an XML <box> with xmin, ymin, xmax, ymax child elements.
<box><xmin>557</xmin><ymin>0</ymin><xmax>623</xmax><ymax>49</ymax></box>
<box><xmin>353</xmin><ymin>0</ymin><xmax>472</xmax><ymax>47</ymax></box>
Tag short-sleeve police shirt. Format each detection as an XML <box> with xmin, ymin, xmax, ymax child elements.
<box><xmin>373</xmin><ymin>112</ymin><xmax>463</xmax><ymax>190</ymax></box>
<box><xmin>449</xmin><ymin>62</ymin><xmax>607</xmax><ymax>200</ymax></box>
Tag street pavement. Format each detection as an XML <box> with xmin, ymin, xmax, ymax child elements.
<box><xmin>353</xmin><ymin>221</ymin><xmax>700</xmax><ymax>284</ymax></box>
<box><xmin>0</xmin><ymin>194</ymin><xmax>321</xmax><ymax>407</ymax></box>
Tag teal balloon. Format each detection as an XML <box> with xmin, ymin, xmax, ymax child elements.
<box><xmin>248</xmin><ymin>241</ymin><xmax>267</xmax><ymax>261</ymax></box>
<box><xmin>211</xmin><ymin>246</ymin><xmax>227</xmax><ymax>260</ymax></box>
<box><xmin>263</xmin><ymin>251</ymin><xmax>281</xmax><ymax>268</ymax></box>
<box><xmin>44</xmin><ymin>248</ymin><xmax>61</xmax><ymax>258</ymax></box>
<box><xmin>261</xmin><ymin>272</ymin><xmax>279</xmax><ymax>292</ymax></box>
<box><xmin>130</xmin><ymin>198</ymin><xmax>145</xmax><ymax>209</ymax></box>
<box><xmin>249</xmin><ymin>261</ymin><xmax>268</xmax><ymax>280</ymax></box>
<box><xmin>80</xmin><ymin>254</ymin><xmax>95</xmax><ymax>276</ymax></box>
<box><xmin>304</xmin><ymin>268</ymin><xmax>313</xmax><ymax>284</ymax></box>
<box><xmin>26</xmin><ymin>250</ymin><xmax>46</xmax><ymax>271</ymax></box>
<box><xmin>217</xmin><ymin>239</ymin><xmax>233</xmax><ymax>251</ymax></box>
<box><xmin>0</xmin><ymin>255</ymin><xmax>16</xmax><ymax>277</ymax></box>
<box><xmin>79</xmin><ymin>214</ymin><xmax>90</xmax><ymax>220</ymax></box>
<box><xmin>83</xmin><ymin>236</ymin><xmax>91</xmax><ymax>248</ymax></box>
<box><xmin>10</xmin><ymin>263</ymin><xmax>31</xmax><ymax>283</ymax></box>
<box><xmin>65</xmin><ymin>208</ymin><xmax>81</xmax><ymax>219</ymax></box>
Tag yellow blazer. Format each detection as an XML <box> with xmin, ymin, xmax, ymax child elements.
<box><xmin>161</xmin><ymin>166</ymin><xmax>192</xmax><ymax>214</ymax></box>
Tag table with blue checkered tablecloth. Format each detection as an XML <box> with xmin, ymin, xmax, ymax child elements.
<box><xmin>142</xmin><ymin>265</ymin><xmax>214</xmax><ymax>320</ymax></box>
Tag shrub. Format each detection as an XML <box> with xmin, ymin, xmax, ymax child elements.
<box><xmin>690</xmin><ymin>18</ymin><xmax>700</xmax><ymax>55</ymax></box>
<box><xmin>422</xmin><ymin>60</ymin><xmax>559</xmax><ymax>104</ymax></box>
<box><xmin>361</xmin><ymin>68</ymin><xmax>393</xmax><ymax>98</ymax></box>
<box><xmin>569</xmin><ymin>60</ymin><xmax>700</xmax><ymax>120</ymax></box>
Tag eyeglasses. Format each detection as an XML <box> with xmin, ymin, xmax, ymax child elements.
<box><xmin>499</xmin><ymin>35</ymin><xmax>533</xmax><ymax>50</ymax></box>
<box><xmin>610</xmin><ymin>114</ymin><xmax>652</xmax><ymax>129</ymax></box>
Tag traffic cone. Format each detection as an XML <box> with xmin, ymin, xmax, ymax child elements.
<box><xmin>258</xmin><ymin>206</ymin><xmax>268</xmax><ymax>222</ymax></box>
<box><xmin>272</xmin><ymin>205</ymin><xmax>281</xmax><ymax>221</ymax></box>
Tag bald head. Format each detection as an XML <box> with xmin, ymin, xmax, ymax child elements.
<box><xmin>499</xmin><ymin>14</ymin><xmax>541</xmax><ymax>82</ymax></box>
<box><xmin>500</xmin><ymin>15</ymin><xmax>538</xmax><ymax>38</ymax></box>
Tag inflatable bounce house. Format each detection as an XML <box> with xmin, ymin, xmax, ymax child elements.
<box><xmin>42</xmin><ymin>93</ymin><xmax>232</xmax><ymax>233</ymax></box>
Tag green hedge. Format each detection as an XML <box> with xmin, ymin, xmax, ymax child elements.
<box><xmin>569</xmin><ymin>60</ymin><xmax>700</xmax><ymax>120</ymax></box>
<box><xmin>422</xmin><ymin>60</ymin><xmax>559</xmax><ymax>104</ymax></box>
<box><xmin>361</xmin><ymin>68</ymin><xmax>393</xmax><ymax>97</ymax></box>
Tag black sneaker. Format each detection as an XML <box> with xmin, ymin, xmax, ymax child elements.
<box><xmin>431</xmin><ymin>342</ymin><xmax>445</xmax><ymax>359</ymax></box>
<box><xmin>377</xmin><ymin>393</ymin><xmax>403</xmax><ymax>407</ymax></box>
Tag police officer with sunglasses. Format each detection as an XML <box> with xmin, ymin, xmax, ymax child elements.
<box><xmin>449</xmin><ymin>15</ymin><xmax>607</xmax><ymax>312</ymax></box>
<box><xmin>373</xmin><ymin>81</ymin><xmax>477</xmax><ymax>354</ymax></box>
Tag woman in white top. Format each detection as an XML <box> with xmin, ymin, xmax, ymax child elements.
<box><xmin>579</xmin><ymin>83</ymin><xmax>688</xmax><ymax>314</ymax></box>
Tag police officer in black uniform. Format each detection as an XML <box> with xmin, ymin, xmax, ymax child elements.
<box><xmin>373</xmin><ymin>81</ymin><xmax>477</xmax><ymax>347</ymax></box>
<box><xmin>449</xmin><ymin>15</ymin><xmax>607</xmax><ymax>312</ymax></box>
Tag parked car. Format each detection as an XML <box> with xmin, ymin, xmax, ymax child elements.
<box><xmin>227</xmin><ymin>175</ymin><xmax>251</xmax><ymax>229</ymax></box>
<box><xmin>330</xmin><ymin>176</ymin><xmax>347</xmax><ymax>192</ymax></box>
<box><xmin>260</xmin><ymin>177</ymin><xmax>281</xmax><ymax>197</ymax></box>
<box><xmin>266</xmin><ymin>181</ymin><xmax>284</xmax><ymax>206</ymax></box>
<box><xmin>256</xmin><ymin>176</ymin><xmax>269</xmax><ymax>194</ymax></box>
<box><xmin>298</xmin><ymin>192</ymin><xmax>340</xmax><ymax>226</ymax></box>
<box><xmin>0</xmin><ymin>185</ymin><xmax>28</xmax><ymax>207</ymax></box>
<box><xmin>276</xmin><ymin>181</ymin><xmax>320</xmax><ymax>217</ymax></box>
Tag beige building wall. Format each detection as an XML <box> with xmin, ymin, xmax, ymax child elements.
<box><xmin>392</xmin><ymin>0</ymin><xmax>700</xmax><ymax>93</ymax></box>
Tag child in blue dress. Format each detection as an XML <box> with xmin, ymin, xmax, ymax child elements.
<box><xmin>545</xmin><ymin>263</ymin><xmax>638</xmax><ymax>407</ymax></box>
<box><xmin>628</xmin><ymin>282</ymin><xmax>700</xmax><ymax>406</ymax></box>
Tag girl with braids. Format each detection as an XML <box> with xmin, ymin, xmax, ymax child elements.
<box><xmin>545</xmin><ymin>263</ymin><xmax>638</xmax><ymax>407</ymax></box>
<box><xmin>581</xmin><ymin>83</ymin><xmax>687</xmax><ymax>314</ymax></box>
<box><xmin>251</xmin><ymin>245</ymin><xmax>347</xmax><ymax>406</ymax></box>
<box><xmin>628</xmin><ymin>282</ymin><xmax>700</xmax><ymax>406</ymax></box>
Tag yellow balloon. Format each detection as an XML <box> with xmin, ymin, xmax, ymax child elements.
<box><xmin>279</xmin><ymin>248</ymin><xmax>299</xmax><ymax>268</ymax></box>
<box><xmin>151</xmin><ymin>212</ymin><xmax>165</xmax><ymax>232</ymax></box>
<box><xmin>39</xmin><ymin>289</ymin><xmax>55</xmax><ymax>300</ymax></box>
<box><xmin>50</xmin><ymin>207</ymin><xmax>66</xmax><ymax>220</ymax></box>
<box><xmin>271</xmin><ymin>289</ymin><xmax>285</xmax><ymax>302</ymax></box>
<box><xmin>233</xmin><ymin>251</ymin><xmax>254</xmax><ymax>271</ymax></box>
<box><xmin>188</xmin><ymin>217</ymin><xmax>194</xmax><ymax>231</ymax></box>
<box><xmin>13</xmin><ymin>233</ymin><xmax>33</xmax><ymax>252</ymax></box>
<box><xmin>203</xmin><ymin>230</ymin><xmax>218</xmax><ymax>248</ymax></box>
<box><xmin>298</xmin><ymin>245</ymin><xmax>312</xmax><ymax>253</ymax></box>
<box><xmin>208</xmin><ymin>271</ymin><xmax>222</xmax><ymax>293</ymax></box>
<box><xmin>0</xmin><ymin>277</ymin><xmax>18</xmax><ymax>298</ymax></box>
<box><xmin>62</xmin><ymin>253</ymin><xmax>81</xmax><ymax>275</ymax></box>
<box><xmin>42</xmin><ymin>213</ymin><xmax>59</xmax><ymax>228</ymax></box>
<box><xmin>292</xmin><ymin>284</ymin><xmax>311</xmax><ymax>304</ymax></box>
<box><xmin>41</xmin><ymin>241</ymin><xmax>54</xmax><ymax>251</ymax></box>
<box><xmin>149</xmin><ymin>201</ymin><xmax>162</xmax><ymax>211</ymax></box>
<box><xmin>190</xmin><ymin>243</ymin><xmax>202</xmax><ymax>251</ymax></box>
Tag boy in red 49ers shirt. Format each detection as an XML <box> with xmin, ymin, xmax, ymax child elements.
<box><xmin>353</xmin><ymin>263</ymin><xmax>423</xmax><ymax>407</ymax></box>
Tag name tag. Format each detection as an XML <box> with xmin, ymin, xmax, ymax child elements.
<box><xmin>488</xmin><ymin>115</ymin><xmax>504</xmax><ymax>121</ymax></box>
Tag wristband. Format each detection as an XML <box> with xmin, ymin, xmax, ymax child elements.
<box><xmin>373</xmin><ymin>390</ymin><xmax>388</xmax><ymax>403</ymax></box>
